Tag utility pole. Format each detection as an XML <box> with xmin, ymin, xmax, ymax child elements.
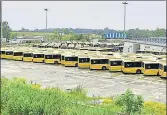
<box><xmin>44</xmin><ymin>8</ymin><xmax>48</xmax><ymax>42</ymax></box>
<box><xmin>122</xmin><ymin>1</ymin><xmax>128</xmax><ymax>39</ymax></box>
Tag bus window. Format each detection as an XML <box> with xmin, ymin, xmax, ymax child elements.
<box><xmin>53</xmin><ymin>55</ymin><xmax>61</xmax><ymax>59</ymax></box>
<box><xmin>14</xmin><ymin>52</ymin><xmax>23</xmax><ymax>56</ymax></box>
<box><xmin>6</xmin><ymin>51</ymin><xmax>13</xmax><ymax>55</ymax></box>
<box><xmin>1</xmin><ymin>51</ymin><xmax>5</xmax><ymax>54</ymax></box>
<box><xmin>164</xmin><ymin>66</ymin><xmax>167</xmax><ymax>72</ymax></box>
<box><xmin>79</xmin><ymin>58</ymin><xmax>90</xmax><ymax>63</ymax></box>
<box><xmin>145</xmin><ymin>64</ymin><xmax>159</xmax><ymax>69</ymax></box>
<box><xmin>45</xmin><ymin>55</ymin><xmax>53</xmax><ymax>59</ymax></box>
<box><xmin>91</xmin><ymin>60</ymin><xmax>101</xmax><ymax>64</ymax></box>
<box><xmin>101</xmin><ymin>59</ymin><xmax>109</xmax><ymax>64</ymax></box>
<box><xmin>33</xmin><ymin>54</ymin><xmax>44</xmax><ymax>58</ymax></box>
<box><xmin>124</xmin><ymin>62</ymin><xmax>141</xmax><ymax>68</ymax></box>
<box><xmin>65</xmin><ymin>57</ymin><xmax>78</xmax><ymax>61</ymax></box>
<box><xmin>159</xmin><ymin>64</ymin><xmax>163</xmax><ymax>70</ymax></box>
<box><xmin>61</xmin><ymin>56</ymin><xmax>65</xmax><ymax>60</ymax></box>
<box><xmin>24</xmin><ymin>53</ymin><xmax>33</xmax><ymax>57</ymax></box>
<box><xmin>110</xmin><ymin>61</ymin><xmax>122</xmax><ymax>66</ymax></box>
<box><xmin>141</xmin><ymin>62</ymin><xmax>144</xmax><ymax>67</ymax></box>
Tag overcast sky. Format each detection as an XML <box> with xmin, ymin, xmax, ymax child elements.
<box><xmin>2</xmin><ymin>1</ymin><xmax>166</xmax><ymax>30</ymax></box>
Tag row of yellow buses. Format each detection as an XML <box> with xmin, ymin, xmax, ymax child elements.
<box><xmin>1</xmin><ymin>47</ymin><xmax>166</xmax><ymax>78</ymax></box>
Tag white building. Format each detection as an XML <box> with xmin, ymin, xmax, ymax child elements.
<box><xmin>13</xmin><ymin>36</ymin><xmax>44</xmax><ymax>43</ymax></box>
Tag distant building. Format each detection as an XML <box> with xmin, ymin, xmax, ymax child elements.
<box><xmin>13</xmin><ymin>36</ymin><xmax>44</xmax><ymax>43</ymax></box>
<box><xmin>103</xmin><ymin>32</ymin><xmax>127</xmax><ymax>39</ymax></box>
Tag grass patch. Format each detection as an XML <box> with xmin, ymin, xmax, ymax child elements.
<box><xmin>1</xmin><ymin>77</ymin><xmax>166</xmax><ymax>115</ymax></box>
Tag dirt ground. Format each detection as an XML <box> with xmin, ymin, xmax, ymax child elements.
<box><xmin>1</xmin><ymin>59</ymin><xmax>166</xmax><ymax>103</ymax></box>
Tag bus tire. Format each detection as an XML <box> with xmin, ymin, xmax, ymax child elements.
<box><xmin>54</xmin><ymin>61</ymin><xmax>58</xmax><ymax>64</ymax></box>
<box><xmin>136</xmin><ymin>69</ymin><xmax>141</xmax><ymax>74</ymax></box>
<box><xmin>102</xmin><ymin>66</ymin><xmax>106</xmax><ymax>70</ymax></box>
<box><xmin>75</xmin><ymin>63</ymin><xmax>78</xmax><ymax>67</ymax></box>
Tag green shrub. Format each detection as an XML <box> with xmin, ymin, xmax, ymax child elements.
<box><xmin>115</xmin><ymin>89</ymin><xmax>144</xmax><ymax>115</ymax></box>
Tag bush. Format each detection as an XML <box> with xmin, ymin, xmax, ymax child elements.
<box><xmin>115</xmin><ymin>89</ymin><xmax>144</xmax><ymax>115</ymax></box>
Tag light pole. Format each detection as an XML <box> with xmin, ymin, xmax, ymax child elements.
<box><xmin>122</xmin><ymin>1</ymin><xmax>128</xmax><ymax>39</ymax></box>
<box><xmin>44</xmin><ymin>8</ymin><xmax>48</xmax><ymax>41</ymax></box>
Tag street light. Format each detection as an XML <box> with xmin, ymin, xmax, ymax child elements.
<box><xmin>122</xmin><ymin>1</ymin><xmax>128</xmax><ymax>39</ymax></box>
<box><xmin>44</xmin><ymin>8</ymin><xmax>48</xmax><ymax>41</ymax></box>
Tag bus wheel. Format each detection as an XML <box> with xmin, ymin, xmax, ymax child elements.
<box><xmin>136</xmin><ymin>69</ymin><xmax>141</xmax><ymax>74</ymax></box>
<box><xmin>75</xmin><ymin>63</ymin><xmax>78</xmax><ymax>67</ymax></box>
<box><xmin>54</xmin><ymin>61</ymin><xmax>58</xmax><ymax>64</ymax></box>
<box><xmin>102</xmin><ymin>66</ymin><xmax>106</xmax><ymax>70</ymax></box>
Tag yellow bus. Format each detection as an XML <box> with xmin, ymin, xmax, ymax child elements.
<box><xmin>109</xmin><ymin>58</ymin><xmax>122</xmax><ymax>72</ymax></box>
<box><xmin>5</xmin><ymin>50</ymin><xmax>14</xmax><ymax>59</ymax></box>
<box><xmin>23</xmin><ymin>52</ymin><xmax>33</xmax><ymax>62</ymax></box>
<box><xmin>33</xmin><ymin>52</ymin><xmax>45</xmax><ymax>63</ymax></box>
<box><xmin>141</xmin><ymin>61</ymin><xmax>160</xmax><ymax>76</ymax></box>
<box><xmin>90</xmin><ymin>57</ymin><xmax>109</xmax><ymax>70</ymax></box>
<box><xmin>159</xmin><ymin>63</ymin><xmax>167</xmax><ymax>78</ymax></box>
<box><xmin>64</xmin><ymin>55</ymin><xmax>78</xmax><ymax>67</ymax></box>
<box><xmin>13</xmin><ymin>51</ymin><xmax>23</xmax><ymax>61</ymax></box>
<box><xmin>122</xmin><ymin>59</ymin><xmax>142</xmax><ymax>74</ymax></box>
<box><xmin>78</xmin><ymin>55</ymin><xmax>90</xmax><ymax>69</ymax></box>
<box><xmin>44</xmin><ymin>53</ymin><xmax>61</xmax><ymax>64</ymax></box>
<box><xmin>1</xmin><ymin>50</ymin><xmax>6</xmax><ymax>59</ymax></box>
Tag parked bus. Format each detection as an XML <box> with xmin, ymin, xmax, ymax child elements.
<box><xmin>33</xmin><ymin>52</ymin><xmax>45</xmax><ymax>63</ymax></box>
<box><xmin>1</xmin><ymin>50</ymin><xmax>6</xmax><ymax>59</ymax></box>
<box><xmin>122</xmin><ymin>59</ymin><xmax>142</xmax><ymax>74</ymax></box>
<box><xmin>78</xmin><ymin>55</ymin><xmax>90</xmax><ymax>69</ymax></box>
<box><xmin>90</xmin><ymin>57</ymin><xmax>109</xmax><ymax>70</ymax></box>
<box><xmin>13</xmin><ymin>51</ymin><xmax>23</xmax><ymax>61</ymax></box>
<box><xmin>141</xmin><ymin>61</ymin><xmax>160</xmax><ymax>76</ymax></box>
<box><xmin>5</xmin><ymin>50</ymin><xmax>14</xmax><ymax>59</ymax></box>
<box><xmin>44</xmin><ymin>53</ymin><xmax>61</xmax><ymax>64</ymax></box>
<box><xmin>159</xmin><ymin>62</ymin><xmax>167</xmax><ymax>78</ymax></box>
<box><xmin>23</xmin><ymin>52</ymin><xmax>33</xmax><ymax>62</ymax></box>
<box><xmin>109</xmin><ymin>58</ymin><xmax>123</xmax><ymax>72</ymax></box>
<box><xmin>64</xmin><ymin>55</ymin><xmax>78</xmax><ymax>67</ymax></box>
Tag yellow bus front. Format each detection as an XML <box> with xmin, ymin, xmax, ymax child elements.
<box><xmin>13</xmin><ymin>52</ymin><xmax>23</xmax><ymax>61</ymax></box>
<box><xmin>61</xmin><ymin>55</ymin><xmax>65</xmax><ymax>65</ymax></box>
<box><xmin>64</xmin><ymin>56</ymin><xmax>78</xmax><ymax>67</ymax></box>
<box><xmin>122</xmin><ymin>61</ymin><xmax>142</xmax><ymax>74</ymax></box>
<box><xmin>5</xmin><ymin>51</ymin><xmax>13</xmax><ymax>59</ymax></box>
<box><xmin>109</xmin><ymin>60</ymin><xmax>122</xmax><ymax>72</ymax></box>
<box><xmin>1</xmin><ymin>51</ymin><xmax>6</xmax><ymax>59</ymax></box>
<box><xmin>33</xmin><ymin>54</ymin><xmax>44</xmax><ymax>63</ymax></box>
<box><xmin>159</xmin><ymin>64</ymin><xmax>167</xmax><ymax>78</ymax></box>
<box><xmin>143</xmin><ymin>63</ymin><xmax>159</xmax><ymax>76</ymax></box>
<box><xmin>78</xmin><ymin>58</ymin><xmax>90</xmax><ymax>69</ymax></box>
<box><xmin>23</xmin><ymin>53</ymin><xmax>33</xmax><ymax>62</ymax></box>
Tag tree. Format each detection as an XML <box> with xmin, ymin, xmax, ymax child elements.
<box><xmin>115</xmin><ymin>89</ymin><xmax>144</xmax><ymax>115</ymax></box>
<box><xmin>52</xmin><ymin>29</ymin><xmax>64</xmax><ymax>41</ymax></box>
<box><xmin>1</xmin><ymin>21</ymin><xmax>12</xmax><ymax>40</ymax></box>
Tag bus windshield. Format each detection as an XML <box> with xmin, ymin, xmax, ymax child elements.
<box><xmin>164</xmin><ymin>66</ymin><xmax>167</xmax><ymax>72</ymax></box>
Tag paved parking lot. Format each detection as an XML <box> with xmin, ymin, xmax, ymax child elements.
<box><xmin>1</xmin><ymin>59</ymin><xmax>166</xmax><ymax>103</ymax></box>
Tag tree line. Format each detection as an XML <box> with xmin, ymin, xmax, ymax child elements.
<box><xmin>2</xmin><ymin>21</ymin><xmax>166</xmax><ymax>41</ymax></box>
